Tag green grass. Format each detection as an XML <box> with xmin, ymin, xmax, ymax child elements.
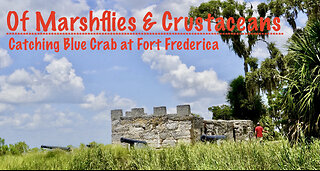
<box><xmin>1</xmin><ymin>140</ymin><xmax>320</xmax><ymax>170</ymax></box>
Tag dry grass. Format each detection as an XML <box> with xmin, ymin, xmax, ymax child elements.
<box><xmin>1</xmin><ymin>139</ymin><xmax>320</xmax><ymax>170</ymax></box>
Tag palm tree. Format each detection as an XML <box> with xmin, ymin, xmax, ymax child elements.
<box><xmin>282</xmin><ymin>19</ymin><xmax>320</xmax><ymax>142</ymax></box>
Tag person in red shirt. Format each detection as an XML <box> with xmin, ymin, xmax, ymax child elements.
<box><xmin>255</xmin><ymin>122</ymin><xmax>268</xmax><ymax>141</ymax></box>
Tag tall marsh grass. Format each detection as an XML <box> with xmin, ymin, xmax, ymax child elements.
<box><xmin>1</xmin><ymin>140</ymin><xmax>320</xmax><ymax>170</ymax></box>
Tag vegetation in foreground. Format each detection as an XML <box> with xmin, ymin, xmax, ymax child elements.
<box><xmin>0</xmin><ymin>139</ymin><xmax>320</xmax><ymax>170</ymax></box>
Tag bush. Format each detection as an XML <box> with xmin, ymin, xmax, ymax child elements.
<box><xmin>208</xmin><ymin>105</ymin><xmax>233</xmax><ymax>120</ymax></box>
<box><xmin>0</xmin><ymin>138</ymin><xmax>29</xmax><ymax>156</ymax></box>
<box><xmin>0</xmin><ymin>138</ymin><xmax>9</xmax><ymax>156</ymax></box>
<box><xmin>9</xmin><ymin>142</ymin><xmax>29</xmax><ymax>155</ymax></box>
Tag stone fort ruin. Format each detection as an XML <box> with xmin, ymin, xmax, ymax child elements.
<box><xmin>111</xmin><ymin>105</ymin><xmax>253</xmax><ymax>147</ymax></box>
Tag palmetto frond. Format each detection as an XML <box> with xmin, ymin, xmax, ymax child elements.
<box><xmin>283</xmin><ymin>20</ymin><xmax>320</xmax><ymax>142</ymax></box>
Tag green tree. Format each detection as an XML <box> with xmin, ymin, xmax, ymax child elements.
<box><xmin>268</xmin><ymin>0</ymin><xmax>320</xmax><ymax>31</ymax></box>
<box><xmin>189</xmin><ymin>0</ymin><xmax>271</xmax><ymax>74</ymax></box>
<box><xmin>227</xmin><ymin>76</ymin><xmax>265</xmax><ymax>122</ymax></box>
<box><xmin>282</xmin><ymin>20</ymin><xmax>320</xmax><ymax>142</ymax></box>
<box><xmin>208</xmin><ymin>105</ymin><xmax>233</xmax><ymax>120</ymax></box>
<box><xmin>258</xmin><ymin>115</ymin><xmax>282</xmax><ymax>140</ymax></box>
<box><xmin>246</xmin><ymin>41</ymin><xmax>288</xmax><ymax>133</ymax></box>
<box><xmin>9</xmin><ymin>141</ymin><xmax>29</xmax><ymax>155</ymax></box>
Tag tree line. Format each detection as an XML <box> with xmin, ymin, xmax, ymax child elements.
<box><xmin>189</xmin><ymin>0</ymin><xmax>320</xmax><ymax>143</ymax></box>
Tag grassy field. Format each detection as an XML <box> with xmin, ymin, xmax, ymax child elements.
<box><xmin>0</xmin><ymin>140</ymin><xmax>320</xmax><ymax>170</ymax></box>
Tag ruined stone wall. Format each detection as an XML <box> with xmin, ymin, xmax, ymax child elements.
<box><xmin>204</xmin><ymin>120</ymin><xmax>254</xmax><ymax>141</ymax></box>
<box><xmin>111</xmin><ymin>105</ymin><xmax>254</xmax><ymax>147</ymax></box>
<box><xmin>111</xmin><ymin>105</ymin><xmax>204</xmax><ymax>148</ymax></box>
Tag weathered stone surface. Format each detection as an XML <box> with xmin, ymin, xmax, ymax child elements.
<box><xmin>162</xmin><ymin>138</ymin><xmax>176</xmax><ymax>147</ymax></box>
<box><xmin>125</xmin><ymin>111</ymin><xmax>132</xmax><ymax>117</ymax></box>
<box><xmin>142</xmin><ymin>132</ymin><xmax>158</xmax><ymax>140</ymax></box>
<box><xmin>131</xmin><ymin>108</ymin><xmax>145</xmax><ymax>117</ymax></box>
<box><xmin>154</xmin><ymin>106</ymin><xmax>167</xmax><ymax>116</ymax></box>
<box><xmin>112</xmin><ymin>112</ymin><xmax>204</xmax><ymax>147</ymax></box>
<box><xmin>111</xmin><ymin>105</ymin><xmax>253</xmax><ymax>148</ymax></box>
<box><xmin>177</xmin><ymin>105</ymin><xmax>191</xmax><ymax>116</ymax></box>
<box><xmin>166</xmin><ymin>122</ymin><xmax>178</xmax><ymax>130</ymax></box>
<box><xmin>172</xmin><ymin>130</ymin><xmax>190</xmax><ymax>138</ymax></box>
<box><xmin>113</xmin><ymin>125</ymin><xmax>129</xmax><ymax>132</ymax></box>
<box><xmin>111</xmin><ymin>109</ymin><xmax>123</xmax><ymax>120</ymax></box>
<box><xmin>203</xmin><ymin>120</ymin><xmax>254</xmax><ymax>140</ymax></box>
<box><xmin>159</xmin><ymin>132</ymin><xmax>169</xmax><ymax>139</ymax></box>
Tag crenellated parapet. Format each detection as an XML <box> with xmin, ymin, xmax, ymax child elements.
<box><xmin>111</xmin><ymin>104</ymin><xmax>193</xmax><ymax>120</ymax></box>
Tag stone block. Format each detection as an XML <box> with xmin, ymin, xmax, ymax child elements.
<box><xmin>177</xmin><ymin>105</ymin><xmax>191</xmax><ymax>116</ymax></box>
<box><xmin>142</xmin><ymin>132</ymin><xmax>157</xmax><ymax>140</ymax></box>
<box><xmin>162</xmin><ymin>138</ymin><xmax>176</xmax><ymax>147</ymax></box>
<box><xmin>153</xmin><ymin>106</ymin><xmax>167</xmax><ymax>116</ymax></box>
<box><xmin>172</xmin><ymin>130</ymin><xmax>190</xmax><ymax>138</ymax></box>
<box><xmin>113</xmin><ymin>125</ymin><xmax>129</xmax><ymax>133</ymax></box>
<box><xmin>160</xmin><ymin>132</ymin><xmax>169</xmax><ymax>139</ymax></box>
<box><xmin>166</xmin><ymin>122</ymin><xmax>178</xmax><ymax>130</ymax></box>
<box><xmin>131</xmin><ymin>108</ymin><xmax>145</xmax><ymax>117</ymax></box>
<box><xmin>111</xmin><ymin>109</ymin><xmax>123</xmax><ymax>121</ymax></box>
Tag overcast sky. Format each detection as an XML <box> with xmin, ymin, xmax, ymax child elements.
<box><xmin>0</xmin><ymin>0</ymin><xmax>305</xmax><ymax>147</ymax></box>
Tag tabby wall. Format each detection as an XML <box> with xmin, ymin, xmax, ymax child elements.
<box><xmin>111</xmin><ymin>105</ymin><xmax>203</xmax><ymax>148</ymax></box>
<box><xmin>111</xmin><ymin>105</ymin><xmax>254</xmax><ymax>147</ymax></box>
<box><xmin>204</xmin><ymin>120</ymin><xmax>254</xmax><ymax>141</ymax></box>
